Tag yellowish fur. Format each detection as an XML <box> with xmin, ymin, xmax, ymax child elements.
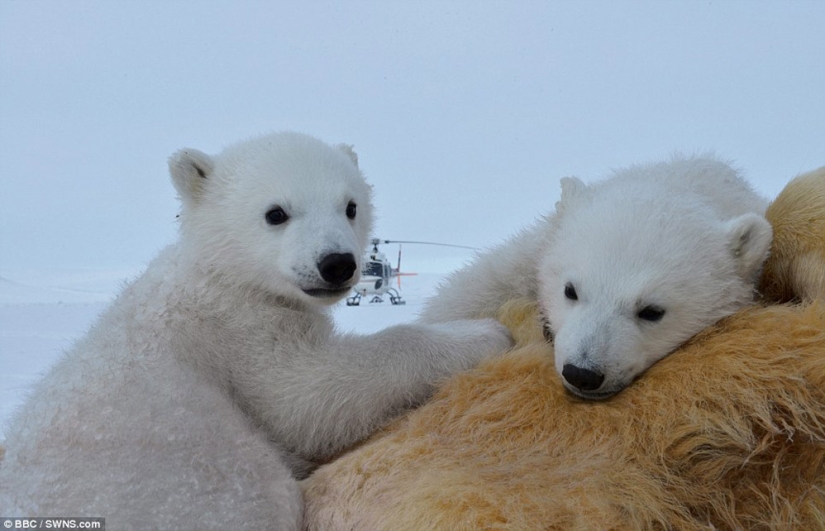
<box><xmin>760</xmin><ymin>166</ymin><xmax>825</xmax><ymax>302</ymax></box>
<box><xmin>304</xmin><ymin>301</ymin><xmax>825</xmax><ymax>530</ymax></box>
<box><xmin>303</xmin><ymin>169</ymin><xmax>825</xmax><ymax>530</ymax></box>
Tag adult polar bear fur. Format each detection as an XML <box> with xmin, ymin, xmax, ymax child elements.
<box><xmin>0</xmin><ymin>132</ymin><xmax>511</xmax><ymax>529</ymax></box>
<box><xmin>760</xmin><ymin>166</ymin><xmax>825</xmax><ymax>303</ymax></box>
<box><xmin>422</xmin><ymin>155</ymin><xmax>772</xmax><ymax>399</ymax></box>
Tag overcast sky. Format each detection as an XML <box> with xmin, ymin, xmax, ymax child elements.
<box><xmin>1</xmin><ymin>1</ymin><xmax>823</xmax><ymax>273</ymax></box>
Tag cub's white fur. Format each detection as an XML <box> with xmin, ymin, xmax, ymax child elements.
<box><xmin>0</xmin><ymin>132</ymin><xmax>511</xmax><ymax>529</ymax></box>
<box><xmin>423</xmin><ymin>155</ymin><xmax>771</xmax><ymax>399</ymax></box>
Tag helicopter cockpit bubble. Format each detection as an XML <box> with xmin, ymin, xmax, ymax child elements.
<box><xmin>364</xmin><ymin>261</ymin><xmax>383</xmax><ymax>277</ymax></box>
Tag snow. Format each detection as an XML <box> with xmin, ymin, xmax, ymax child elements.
<box><xmin>0</xmin><ymin>266</ymin><xmax>448</xmax><ymax>441</ymax></box>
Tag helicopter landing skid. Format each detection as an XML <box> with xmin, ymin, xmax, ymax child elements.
<box><xmin>345</xmin><ymin>289</ymin><xmax>405</xmax><ymax>306</ymax></box>
<box><xmin>388</xmin><ymin>288</ymin><xmax>406</xmax><ymax>305</ymax></box>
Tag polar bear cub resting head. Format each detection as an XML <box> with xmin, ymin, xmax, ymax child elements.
<box><xmin>169</xmin><ymin>133</ymin><xmax>373</xmax><ymax>305</ymax></box>
<box><xmin>539</xmin><ymin>156</ymin><xmax>772</xmax><ymax>399</ymax></box>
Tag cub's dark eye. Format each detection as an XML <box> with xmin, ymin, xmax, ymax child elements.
<box><xmin>265</xmin><ymin>206</ymin><xmax>289</xmax><ymax>226</ymax></box>
<box><xmin>346</xmin><ymin>201</ymin><xmax>357</xmax><ymax>220</ymax></box>
<box><xmin>638</xmin><ymin>305</ymin><xmax>666</xmax><ymax>322</ymax></box>
<box><xmin>564</xmin><ymin>283</ymin><xmax>578</xmax><ymax>301</ymax></box>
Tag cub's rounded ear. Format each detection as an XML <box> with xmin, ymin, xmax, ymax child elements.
<box><xmin>168</xmin><ymin>148</ymin><xmax>215</xmax><ymax>203</ymax></box>
<box><xmin>555</xmin><ymin>176</ymin><xmax>588</xmax><ymax>215</ymax></box>
<box><xmin>725</xmin><ymin>213</ymin><xmax>773</xmax><ymax>282</ymax></box>
<box><xmin>336</xmin><ymin>144</ymin><xmax>359</xmax><ymax>169</ymax></box>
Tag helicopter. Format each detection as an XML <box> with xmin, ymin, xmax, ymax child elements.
<box><xmin>346</xmin><ymin>239</ymin><xmax>477</xmax><ymax>306</ymax></box>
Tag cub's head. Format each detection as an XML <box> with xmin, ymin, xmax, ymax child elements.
<box><xmin>539</xmin><ymin>176</ymin><xmax>772</xmax><ymax>400</ymax></box>
<box><xmin>169</xmin><ymin>132</ymin><xmax>374</xmax><ymax>306</ymax></box>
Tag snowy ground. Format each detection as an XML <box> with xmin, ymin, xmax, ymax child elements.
<box><xmin>0</xmin><ymin>267</ymin><xmax>447</xmax><ymax>441</ymax></box>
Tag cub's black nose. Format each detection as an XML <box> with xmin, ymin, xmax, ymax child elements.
<box><xmin>562</xmin><ymin>364</ymin><xmax>605</xmax><ymax>391</ymax></box>
<box><xmin>318</xmin><ymin>253</ymin><xmax>357</xmax><ymax>285</ymax></box>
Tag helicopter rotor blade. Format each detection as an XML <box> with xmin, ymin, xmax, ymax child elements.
<box><xmin>366</xmin><ymin>238</ymin><xmax>470</xmax><ymax>294</ymax></box>
<box><xmin>378</xmin><ymin>240</ymin><xmax>479</xmax><ymax>251</ymax></box>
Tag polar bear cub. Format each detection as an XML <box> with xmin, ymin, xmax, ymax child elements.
<box><xmin>0</xmin><ymin>132</ymin><xmax>511</xmax><ymax>530</ymax></box>
<box><xmin>423</xmin><ymin>155</ymin><xmax>771</xmax><ymax>400</ymax></box>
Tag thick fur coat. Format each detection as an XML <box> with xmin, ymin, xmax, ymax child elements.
<box><xmin>760</xmin><ymin>166</ymin><xmax>825</xmax><ymax>303</ymax></box>
<box><xmin>302</xmin><ymin>167</ymin><xmax>825</xmax><ymax>530</ymax></box>
<box><xmin>0</xmin><ymin>132</ymin><xmax>511</xmax><ymax>529</ymax></box>
<box><xmin>303</xmin><ymin>301</ymin><xmax>825</xmax><ymax>530</ymax></box>
<box><xmin>422</xmin><ymin>156</ymin><xmax>772</xmax><ymax>399</ymax></box>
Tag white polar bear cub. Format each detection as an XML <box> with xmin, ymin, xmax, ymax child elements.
<box><xmin>0</xmin><ymin>132</ymin><xmax>511</xmax><ymax>529</ymax></box>
<box><xmin>423</xmin><ymin>155</ymin><xmax>771</xmax><ymax>400</ymax></box>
